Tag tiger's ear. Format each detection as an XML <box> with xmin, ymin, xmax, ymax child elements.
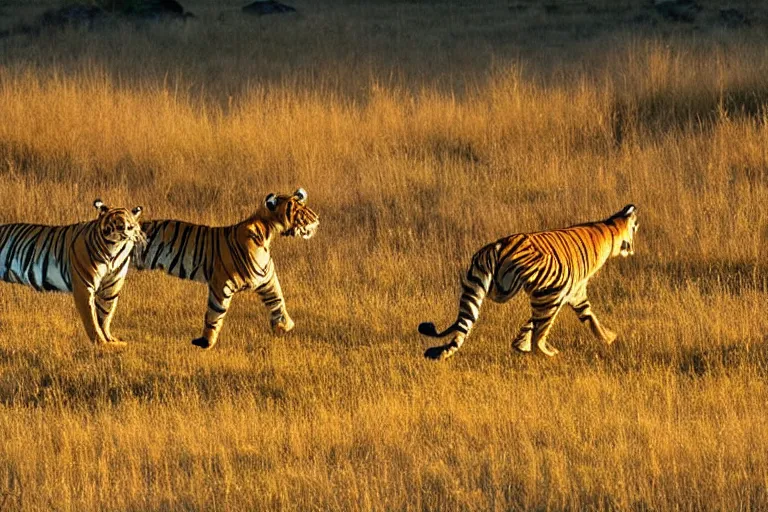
<box><xmin>132</xmin><ymin>206</ymin><xmax>143</xmax><ymax>219</ymax></box>
<box><xmin>265</xmin><ymin>194</ymin><xmax>279</xmax><ymax>212</ymax></box>
<box><xmin>619</xmin><ymin>204</ymin><xmax>636</xmax><ymax>217</ymax></box>
<box><xmin>294</xmin><ymin>188</ymin><xmax>307</xmax><ymax>203</ymax></box>
<box><xmin>93</xmin><ymin>199</ymin><xmax>109</xmax><ymax>215</ymax></box>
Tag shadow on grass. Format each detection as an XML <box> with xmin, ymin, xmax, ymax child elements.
<box><xmin>600</xmin><ymin>337</ymin><xmax>768</xmax><ymax>378</ymax></box>
<box><xmin>636</xmin><ymin>258</ymin><xmax>768</xmax><ymax>295</ymax></box>
<box><xmin>676</xmin><ymin>343</ymin><xmax>766</xmax><ymax>377</ymax></box>
<box><xmin>0</xmin><ymin>347</ymin><xmax>287</xmax><ymax>409</ymax></box>
<box><xmin>516</xmin><ymin>329</ymin><xmax>768</xmax><ymax>379</ymax></box>
<box><xmin>611</xmin><ymin>84</ymin><xmax>768</xmax><ymax>146</ymax></box>
<box><xmin>0</xmin><ymin>141</ymin><xmax>158</xmax><ymax>193</ymax></box>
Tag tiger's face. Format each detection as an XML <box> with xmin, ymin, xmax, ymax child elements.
<box><xmin>264</xmin><ymin>188</ymin><xmax>319</xmax><ymax>240</ymax></box>
<box><xmin>94</xmin><ymin>200</ymin><xmax>145</xmax><ymax>247</ymax></box>
<box><xmin>611</xmin><ymin>204</ymin><xmax>639</xmax><ymax>257</ymax></box>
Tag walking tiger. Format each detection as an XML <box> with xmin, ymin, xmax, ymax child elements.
<box><xmin>135</xmin><ymin>188</ymin><xmax>319</xmax><ymax>349</ymax></box>
<box><xmin>419</xmin><ymin>205</ymin><xmax>639</xmax><ymax>360</ymax></box>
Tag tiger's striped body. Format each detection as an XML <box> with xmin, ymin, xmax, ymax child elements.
<box><xmin>138</xmin><ymin>221</ymin><xmax>276</xmax><ymax>287</ymax></box>
<box><xmin>135</xmin><ymin>189</ymin><xmax>319</xmax><ymax>349</ymax></box>
<box><xmin>0</xmin><ymin>200</ymin><xmax>145</xmax><ymax>345</ymax></box>
<box><xmin>420</xmin><ymin>205</ymin><xmax>639</xmax><ymax>360</ymax></box>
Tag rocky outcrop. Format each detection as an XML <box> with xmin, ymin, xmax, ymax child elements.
<box><xmin>242</xmin><ymin>1</ymin><xmax>297</xmax><ymax>16</ymax></box>
<box><xmin>0</xmin><ymin>3</ymin><xmax>106</xmax><ymax>38</ymax></box>
<box><xmin>653</xmin><ymin>0</ymin><xmax>702</xmax><ymax>23</ymax></box>
<box><xmin>118</xmin><ymin>0</ymin><xmax>194</xmax><ymax>21</ymax></box>
<box><xmin>0</xmin><ymin>1</ymin><xmax>194</xmax><ymax>39</ymax></box>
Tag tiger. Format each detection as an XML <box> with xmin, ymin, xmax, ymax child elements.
<box><xmin>134</xmin><ymin>188</ymin><xmax>319</xmax><ymax>350</ymax></box>
<box><xmin>0</xmin><ymin>200</ymin><xmax>145</xmax><ymax>346</ymax></box>
<box><xmin>419</xmin><ymin>204</ymin><xmax>639</xmax><ymax>360</ymax></box>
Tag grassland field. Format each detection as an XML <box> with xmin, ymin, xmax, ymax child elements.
<box><xmin>0</xmin><ymin>0</ymin><xmax>768</xmax><ymax>510</ymax></box>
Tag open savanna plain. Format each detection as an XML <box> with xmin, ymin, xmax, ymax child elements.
<box><xmin>1</xmin><ymin>0</ymin><xmax>768</xmax><ymax>510</ymax></box>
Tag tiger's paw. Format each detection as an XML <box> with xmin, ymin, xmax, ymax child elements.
<box><xmin>192</xmin><ymin>337</ymin><xmax>215</xmax><ymax>350</ymax></box>
<box><xmin>536</xmin><ymin>342</ymin><xmax>560</xmax><ymax>357</ymax></box>
<box><xmin>603</xmin><ymin>330</ymin><xmax>617</xmax><ymax>345</ymax></box>
<box><xmin>424</xmin><ymin>341</ymin><xmax>459</xmax><ymax>361</ymax></box>
<box><xmin>512</xmin><ymin>332</ymin><xmax>532</xmax><ymax>353</ymax></box>
<box><xmin>272</xmin><ymin>316</ymin><xmax>295</xmax><ymax>336</ymax></box>
<box><xmin>418</xmin><ymin>322</ymin><xmax>439</xmax><ymax>337</ymax></box>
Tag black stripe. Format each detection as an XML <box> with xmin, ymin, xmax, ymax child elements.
<box><xmin>566</xmin><ymin>230</ymin><xmax>590</xmax><ymax>275</ymax></box>
<box><xmin>214</xmin><ymin>230</ymin><xmax>231</xmax><ymax>281</ymax></box>
<box><xmin>54</xmin><ymin>228</ymin><xmax>72</xmax><ymax>291</ymax></box>
<box><xmin>207</xmin><ymin>298</ymin><xmax>228</xmax><ymax>314</ymax></box>
<box><xmin>39</xmin><ymin>227</ymin><xmax>59</xmax><ymax>291</ymax></box>
<box><xmin>169</xmin><ymin>225</ymin><xmax>193</xmax><ymax>277</ymax></box>
<box><xmin>532</xmin><ymin>285</ymin><xmax>563</xmax><ymax>299</ymax></box>
<box><xmin>224</xmin><ymin>231</ymin><xmax>248</xmax><ymax>278</ymax></box>
<box><xmin>194</xmin><ymin>226</ymin><xmax>208</xmax><ymax>271</ymax></box>
<box><xmin>573</xmin><ymin>303</ymin><xmax>589</xmax><ymax>314</ymax></box>
<box><xmin>149</xmin><ymin>221</ymin><xmax>176</xmax><ymax>269</ymax></box>
<box><xmin>188</xmin><ymin>225</ymin><xmax>204</xmax><ymax>278</ymax></box>
<box><xmin>4</xmin><ymin>224</ymin><xmax>36</xmax><ymax>275</ymax></box>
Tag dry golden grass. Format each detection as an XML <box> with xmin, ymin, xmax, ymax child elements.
<box><xmin>0</xmin><ymin>1</ymin><xmax>768</xmax><ymax>510</ymax></box>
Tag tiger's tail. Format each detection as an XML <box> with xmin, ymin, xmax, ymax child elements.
<box><xmin>420</xmin><ymin>244</ymin><xmax>497</xmax><ymax>360</ymax></box>
<box><xmin>419</xmin><ymin>321</ymin><xmax>463</xmax><ymax>360</ymax></box>
<box><xmin>417</xmin><ymin>321</ymin><xmax>458</xmax><ymax>338</ymax></box>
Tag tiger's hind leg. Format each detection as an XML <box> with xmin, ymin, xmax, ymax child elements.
<box><xmin>488</xmin><ymin>274</ymin><xmax>531</xmax><ymax>353</ymax></box>
<box><xmin>570</xmin><ymin>290</ymin><xmax>616</xmax><ymax>344</ymax></box>
<box><xmin>512</xmin><ymin>320</ymin><xmax>533</xmax><ymax>353</ymax></box>
<box><xmin>530</xmin><ymin>294</ymin><xmax>565</xmax><ymax>357</ymax></box>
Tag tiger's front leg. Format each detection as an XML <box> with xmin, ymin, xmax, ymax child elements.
<box><xmin>255</xmin><ymin>272</ymin><xmax>294</xmax><ymax>335</ymax></box>
<box><xmin>94</xmin><ymin>273</ymin><xmax>128</xmax><ymax>346</ymax></box>
<box><xmin>192</xmin><ymin>285</ymin><xmax>233</xmax><ymax>349</ymax></box>
<box><xmin>512</xmin><ymin>320</ymin><xmax>533</xmax><ymax>353</ymax></box>
<box><xmin>72</xmin><ymin>278</ymin><xmax>110</xmax><ymax>345</ymax></box>
<box><xmin>570</xmin><ymin>288</ymin><xmax>616</xmax><ymax>344</ymax></box>
<box><xmin>530</xmin><ymin>295</ymin><xmax>564</xmax><ymax>357</ymax></box>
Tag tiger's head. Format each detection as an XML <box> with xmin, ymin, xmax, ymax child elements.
<box><xmin>263</xmin><ymin>188</ymin><xmax>319</xmax><ymax>240</ymax></box>
<box><xmin>610</xmin><ymin>204</ymin><xmax>639</xmax><ymax>257</ymax></box>
<box><xmin>94</xmin><ymin>199</ymin><xmax>146</xmax><ymax>248</ymax></box>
